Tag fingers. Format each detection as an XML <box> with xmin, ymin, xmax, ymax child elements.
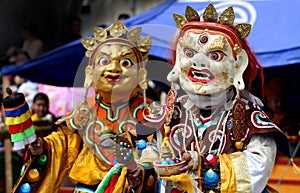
<box><xmin>132</xmin><ymin>167</ymin><xmax>141</xmax><ymax>178</ymax></box>
<box><xmin>181</xmin><ymin>152</ymin><xmax>191</xmax><ymax>161</ymax></box>
<box><xmin>33</xmin><ymin>138</ymin><xmax>41</xmax><ymax>148</ymax></box>
<box><xmin>29</xmin><ymin>138</ymin><xmax>43</xmax><ymax>156</ymax></box>
<box><xmin>179</xmin><ymin>152</ymin><xmax>195</xmax><ymax>172</ymax></box>
<box><xmin>127</xmin><ymin>185</ymin><xmax>134</xmax><ymax>193</ymax></box>
<box><xmin>179</xmin><ymin>161</ymin><xmax>193</xmax><ymax>172</ymax></box>
<box><xmin>126</xmin><ymin>167</ymin><xmax>142</xmax><ymax>193</ymax></box>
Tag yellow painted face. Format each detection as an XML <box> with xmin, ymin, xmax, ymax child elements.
<box><xmin>87</xmin><ymin>43</ymin><xmax>141</xmax><ymax>97</ymax></box>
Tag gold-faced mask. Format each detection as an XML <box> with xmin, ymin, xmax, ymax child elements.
<box><xmin>81</xmin><ymin>21</ymin><xmax>151</xmax><ymax>100</ymax></box>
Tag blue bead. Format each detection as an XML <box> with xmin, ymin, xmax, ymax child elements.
<box><xmin>18</xmin><ymin>183</ymin><xmax>31</xmax><ymax>193</ymax></box>
<box><xmin>137</xmin><ymin>139</ymin><xmax>147</xmax><ymax>150</ymax></box>
<box><xmin>203</xmin><ymin>169</ymin><xmax>219</xmax><ymax>186</ymax></box>
<box><xmin>160</xmin><ymin>161</ymin><xmax>168</xmax><ymax>166</ymax></box>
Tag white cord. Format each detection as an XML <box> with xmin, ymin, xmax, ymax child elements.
<box><xmin>190</xmin><ymin>110</ymin><xmax>201</xmax><ymax>154</ymax></box>
<box><xmin>143</xmin><ymin>89</ymin><xmax>147</xmax><ymax>107</ymax></box>
<box><xmin>208</xmin><ymin>111</ymin><xmax>226</xmax><ymax>154</ymax></box>
<box><xmin>218</xmin><ymin>110</ymin><xmax>230</xmax><ymax>153</ymax></box>
<box><xmin>183</xmin><ymin>109</ymin><xmax>189</xmax><ymax>153</ymax></box>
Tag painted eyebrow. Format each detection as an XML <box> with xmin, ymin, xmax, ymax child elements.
<box><xmin>97</xmin><ymin>51</ymin><xmax>111</xmax><ymax>57</ymax></box>
<box><xmin>118</xmin><ymin>49</ymin><xmax>133</xmax><ymax>57</ymax></box>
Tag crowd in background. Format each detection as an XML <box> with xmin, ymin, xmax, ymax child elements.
<box><xmin>0</xmin><ymin>5</ymin><xmax>299</xmax><ymax>192</ymax></box>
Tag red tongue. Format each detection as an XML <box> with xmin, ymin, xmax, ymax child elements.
<box><xmin>106</xmin><ymin>74</ymin><xmax>120</xmax><ymax>82</ymax></box>
<box><xmin>107</xmin><ymin>75</ymin><xmax>119</xmax><ymax>79</ymax></box>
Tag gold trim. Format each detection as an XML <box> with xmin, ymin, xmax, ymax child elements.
<box><xmin>235</xmin><ymin>23</ymin><xmax>252</xmax><ymax>39</ymax></box>
<box><xmin>207</xmin><ymin>36</ymin><xmax>226</xmax><ymax>51</ymax></box>
<box><xmin>185</xmin><ymin>6</ymin><xmax>200</xmax><ymax>21</ymax></box>
<box><xmin>173</xmin><ymin>4</ymin><xmax>251</xmax><ymax>40</ymax></box>
<box><xmin>229</xmin><ymin>152</ymin><xmax>252</xmax><ymax>193</ymax></box>
<box><xmin>81</xmin><ymin>20</ymin><xmax>152</xmax><ymax>57</ymax></box>
<box><xmin>203</xmin><ymin>3</ymin><xmax>218</xmax><ymax>22</ymax></box>
<box><xmin>173</xmin><ymin>13</ymin><xmax>187</xmax><ymax>29</ymax></box>
<box><xmin>219</xmin><ymin>7</ymin><xmax>235</xmax><ymax>26</ymax></box>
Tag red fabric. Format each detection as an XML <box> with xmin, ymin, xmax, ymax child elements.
<box><xmin>103</xmin><ymin>172</ymin><xmax>121</xmax><ymax>193</ymax></box>
<box><xmin>171</xmin><ymin>188</ymin><xmax>183</xmax><ymax>193</ymax></box>
<box><xmin>8</xmin><ymin>118</ymin><xmax>33</xmax><ymax>134</ymax></box>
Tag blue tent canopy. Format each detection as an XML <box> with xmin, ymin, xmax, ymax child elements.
<box><xmin>2</xmin><ymin>0</ymin><xmax>300</xmax><ymax>86</ymax></box>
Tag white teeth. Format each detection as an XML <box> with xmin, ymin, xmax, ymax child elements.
<box><xmin>192</xmin><ymin>71</ymin><xmax>210</xmax><ymax>80</ymax></box>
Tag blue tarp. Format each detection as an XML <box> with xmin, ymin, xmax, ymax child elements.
<box><xmin>2</xmin><ymin>0</ymin><xmax>300</xmax><ymax>86</ymax></box>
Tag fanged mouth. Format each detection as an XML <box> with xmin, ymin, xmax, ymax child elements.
<box><xmin>188</xmin><ymin>67</ymin><xmax>215</xmax><ymax>84</ymax></box>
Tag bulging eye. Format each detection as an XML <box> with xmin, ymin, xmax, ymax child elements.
<box><xmin>98</xmin><ymin>57</ymin><xmax>110</xmax><ymax>66</ymax></box>
<box><xmin>120</xmin><ymin>58</ymin><xmax>133</xmax><ymax>67</ymax></box>
<box><xmin>199</xmin><ymin>34</ymin><xmax>208</xmax><ymax>44</ymax></box>
<box><xmin>183</xmin><ymin>48</ymin><xmax>195</xmax><ymax>58</ymax></box>
<box><xmin>208</xmin><ymin>51</ymin><xmax>226</xmax><ymax>61</ymax></box>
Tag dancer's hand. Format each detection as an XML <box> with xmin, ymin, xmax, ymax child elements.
<box><xmin>29</xmin><ymin>138</ymin><xmax>43</xmax><ymax>156</ymax></box>
<box><xmin>179</xmin><ymin>152</ymin><xmax>195</xmax><ymax>172</ymax></box>
<box><xmin>126</xmin><ymin>166</ymin><xmax>142</xmax><ymax>193</ymax></box>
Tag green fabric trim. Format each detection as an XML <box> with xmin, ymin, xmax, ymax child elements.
<box><xmin>11</xmin><ymin>125</ymin><xmax>35</xmax><ymax>142</ymax></box>
<box><xmin>95</xmin><ymin>164</ymin><xmax>122</xmax><ymax>193</ymax></box>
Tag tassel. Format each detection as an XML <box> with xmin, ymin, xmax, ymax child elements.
<box><xmin>291</xmin><ymin>159</ymin><xmax>300</xmax><ymax>175</ymax></box>
<box><xmin>291</xmin><ymin>140</ymin><xmax>300</xmax><ymax>176</ymax></box>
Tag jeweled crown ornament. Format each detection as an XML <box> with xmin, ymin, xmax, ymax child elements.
<box><xmin>81</xmin><ymin>20</ymin><xmax>151</xmax><ymax>61</ymax></box>
<box><xmin>173</xmin><ymin>3</ymin><xmax>251</xmax><ymax>56</ymax></box>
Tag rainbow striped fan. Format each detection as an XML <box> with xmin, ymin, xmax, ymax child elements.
<box><xmin>3</xmin><ymin>88</ymin><xmax>36</xmax><ymax>150</ymax></box>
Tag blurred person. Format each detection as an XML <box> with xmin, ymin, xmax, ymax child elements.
<box><xmin>31</xmin><ymin>92</ymin><xmax>58</xmax><ymax>127</ymax></box>
<box><xmin>11</xmin><ymin>51</ymin><xmax>39</xmax><ymax>108</ymax></box>
<box><xmin>264</xmin><ymin>76</ymin><xmax>300</xmax><ymax>151</ymax></box>
<box><xmin>0</xmin><ymin>21</ymin><xmax>43</xmax><ymax>69</ymax></box>
<box><xmin>10</xmin><ymin>21</ymin><xmax>163</xmax><ymax>193</ymax></box>
<box><xmin>20</xmin><ymin>21</ymin><xmax>44</xmax><ymax>59</ymax></box>
<box><xmin>62</xmin><ymin>16</ymin><xmax>82</xmax><ymax>44</ymax></box>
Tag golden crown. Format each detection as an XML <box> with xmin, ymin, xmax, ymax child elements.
<box><xmin>81</xmin><ymin>20</ymin><xmax>152</xmax><ymax>58</ymax></box>
<box><xmin>173</xmin><ymin>3</ymin><xmax>251</xmax><ymax>39</ymax></box>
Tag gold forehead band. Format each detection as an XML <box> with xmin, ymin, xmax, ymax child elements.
<box><xmin>81</xmin><ymin>21</ymin><xmax>152</xmax><ymax>58</ymax></box>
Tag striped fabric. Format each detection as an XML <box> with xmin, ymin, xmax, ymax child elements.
<box><xmin>3</xmin><ymin>92</ymin><xmax>36</xmax><ymax>150</ymax></box>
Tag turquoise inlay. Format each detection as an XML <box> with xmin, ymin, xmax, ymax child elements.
<box><xmin>152</xmin><ymin>101</ymin><xmax>160</xmax><ymax>108</ymax></box>
<box><xmin>85</xmin><ymin>121</ymin><xmax>104</xmax><ymax>145</ymax></box>
<box><xmin>70</xmin><ymin>118</ymin><xmax>83</xmax><ymax>130</ymax></box>
<box><xmin>118</xmin><ymin>120</ymin><xmax>136</xmax><ymax>133</ymax></box>
<box><xmin>133</xmin><ymin>104</ymin><xmax>144</xmax><ymax>119</ymax></box>
<box><xmin>99</xmin><ymin>102</ymin><xmax>128</xmax><ymax>122</ymax></box>
<box><xmin>84</xmin><ymin>120</ymin><xmax>110</xmax><ymax>164</ymax></box>
<box><xmin>255</xmin><ymin>113</ymin><xmax>271</xmax><ymax>125</ymax></box>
